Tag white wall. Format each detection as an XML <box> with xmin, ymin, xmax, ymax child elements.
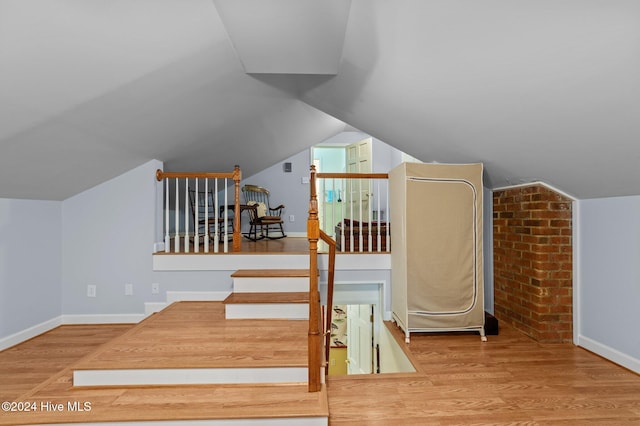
<box><xmin>62</xmin><ymin>160</ymin><xmax>162</xmax><ymax>316</ymax></box>
<box><xmin>0</xmin><ymin>198</ymin><xmax>62</xmax><ymax>343</ymax></box>
<box><xmin>577</xmin><ymin>195</ymin><xmax>640</xmax><ymax>373</ymax></box>
<box><xmin>483</xmin><ymin>187</ymin><xmax>494</xmax><ymax>314</ymax></box>
<box><xmin>241</xmin><ymin>150</ymin><xmax>311</xmax><ymax>234</ymax></box>
<box><xmin>243</xmin><ymin>134</ymin><xmax>410</xmax><ymax>234</ymax></box>
<box><xmin>61</xmin><ymin>160</ymin><xmax>236</xmax><ymax>318</ymax></box>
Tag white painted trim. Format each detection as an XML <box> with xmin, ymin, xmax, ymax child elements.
<box><xmin>73</xmin><ymin>367</ymin><xmax>308</xmax><ymax>386</ymax></box>
<box><xmin>225</xmin><ymin>304</ymin><xmax>309</xmax><ymax>320</ymax></box>
<box><xmin>578</xmin><ymin>335</ymin><xmax>640</xmax><ymax>374</ymax></box>
<box><xmin>61</xmin><ymin>313</ymin><xmax>146</xmax><ymax>325</ymax></box>
<box><xmin>233</xmin><ymin>277</ymin><xmax>309</xmax><ymax>293</ymax></box>
<box><xmin>57</xmin><ymin>417</ymin><xmax>328</xmax><ymax>425</ymax></box>
<box><xmin>0</xmin><ymin>316</ymin><xmax>62</xmax><ymax>351</ymax></box>
<box><xmin>285</xmin><ymin>231</ymin><xmax>307</xmax><ymax>237</ymax></box>
<box><xmin>144</xmin><ymin>302</ymin><xmax>168</xmax><ymax>316</ymax></box>
<box><xmin>572</xmin><ymin>200</ymin><xmax>580</xmax><ymax>345</ymax></box>
<box><xmin>166</xmin><ymin>291</ymin><xmax>231</xmax><ymax>303</ymax></box>
<box><xmin>0</xmin><ymin>313</ymin><xmax>144</xmax><ymax>351</ymax></box>
<box><xmin>154</xmin><ymin>253</ymin><xmax>309</xmax><ymax>271</ymax></box>
<box><xmin>319</xmin><ymin>253</ymin><xmax>391</xmax><ymax>270</ymax></box>
<box><xmin>492</xmin><ymin>180</ymin><xmax>578</xmax><ymax>201</ymax></box>
<box><xmin>153</xmin><ymin>252</ymin><xmax>391</xmax><ymax>272</ymax></box>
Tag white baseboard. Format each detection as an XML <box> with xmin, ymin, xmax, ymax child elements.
<box><xmin>166</xmin><ymin>291</ymin><xmax>230</xmax><ymax>303</ymax></box>
<box><xmin>145</xmin><ymin>302</ymin><xmax>168</xmax><ymax>316</ymax></box>
<box><xmin>578</xmin><ymin>334</ymin><xmax>640</xmax><ymax>374</ymax></box>
<box><xmin>285</xmin><ymin>231</ymin><xmax>307</xmax><ymax>238</ymax></box>
<box><xmin>0</xmin><ymin>313</ymin><xmax>147</xmax><ymax>351</ymax></box>
<box><xmin>61</xmin><ymin>313</ymin><xmax>146</xmax><ymax>325</ymax></box>
<box><xmin>0</xmin><ymin>316</ymin><xmax>63</xmax><ymax>351</ymax></box>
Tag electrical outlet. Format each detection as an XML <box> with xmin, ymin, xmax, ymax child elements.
<box><xmin>125</xmin><ymin>283</ymin><xmax>133</xmax><ymax>296</ymax></box>
<box><xmin>151</xmin><ymin>283</ymin><xmax>160</xmax><ymax>294</ymax></box>
<box><xmin>87</xmin><ymin>285</ymin><xmax>96</xmax><ymax>298</ymax></box>
<box><xmin>289</xmin><ymin>215</ymin><xmax>295</xmax><ymax>222</ymax></box>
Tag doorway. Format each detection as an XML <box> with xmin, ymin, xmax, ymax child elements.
<box><xmin>311</xmin><ymin>137</ymin><xmax>373</xmax><ymax>233</ymax></box>
<box><xmin>328</xmin><ymin>304</ymin><xmax>375</xmax><ymax>375</ymax></box>
<box><xmin>327</xmin><ymin>282</ymin><xmax>416</xmax><ymax>376</ymax></box>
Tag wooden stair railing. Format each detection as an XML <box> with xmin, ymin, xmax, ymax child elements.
<box><xmin>319</xmin><ymin>228</ymin><xmax>336</xmax><ymax>374</ymax></box>
<box><xmin>307</xmin><ymin>165</ymin><xmax>323</xmax><ymax>392</ymax></box>
<box><xmin>308</xmin><ymin>166</ymin><xmax>391</xmax><ymax>390</ymax></box>
<box><xmin>156</xmin><ymin>165</ymin><xmax>242</xmax><ymax>253</ymax></box>
<box><xmin>308</xmin><ymin>165</ymin><xmax>337</xmax><ymax>391</ymax></box>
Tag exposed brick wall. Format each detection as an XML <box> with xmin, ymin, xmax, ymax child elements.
<box><xmin>493</xmin><ymin>184</ymin><xmax>573</xmax><ymax>343</ymax></box>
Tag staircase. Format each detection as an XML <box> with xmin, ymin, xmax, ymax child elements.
<box><xmin>224</xmin><ymin>269</ymin><xmax>311</xmax><ymax>319</ymax></box>
<box><xmin>5</xmin><ymin>268</ymin><xmax>329</xmax><ymax>426</ymax></box>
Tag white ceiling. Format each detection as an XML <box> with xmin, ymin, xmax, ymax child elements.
<box><xmin>1</xmin><ymin>0</ymin><xmax>639</xmax><ymax>200</ymax></box>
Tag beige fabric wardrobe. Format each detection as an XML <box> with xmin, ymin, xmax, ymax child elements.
<box><xmin>390</xmin><ymin>162</ymin><xmax>486</xmax><ymax>343</ymax></box>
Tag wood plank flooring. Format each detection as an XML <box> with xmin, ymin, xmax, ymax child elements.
<box><xmin>0</xmin><ymin>324</ymin><xmax>131</xmax><ymax>402</ymax></box>
<box><xmin>160</xmin><ymin>236</ymin><xmax>380</xmax><ymax>255</ymax></box>
<box><xmin>2</xmin><ymin>302</ymin><xmax>640</xmax><ymax>425</ymax></box>
<box><xmin>0</xmin><ymin>302</ymin><xmax>323</xmax><ymax>425</ymax></box>
<box><xmin>327</xmin><ymin>323</ymin><xmax>640</xmax><ymax>425</ymax></box>
<box><xmin>160</xmin><ymin>236</ymin><xmax>312</xmax><ymax>254</ymax></box>
<box><xmin>74</xmin><ymin>301</ymin><xmax>308</xmax><ymax>371</ymax></box>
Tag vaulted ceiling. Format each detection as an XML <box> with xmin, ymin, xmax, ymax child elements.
<box><xmin>2</xmin><ymin>0</ymin><xmax>639</xmax><ymax>200</ymax></box>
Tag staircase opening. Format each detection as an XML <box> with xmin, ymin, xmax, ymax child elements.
<box><xmin>326</xmin><ymin>282</ymin><xmax>415</xmax><ymax>375</ymax></box>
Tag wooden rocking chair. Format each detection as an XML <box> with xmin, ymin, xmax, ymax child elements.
<box><xmin>241</xmin><ymin>184</ymin><xmax>286</xmax><ymax>240</ymax></box>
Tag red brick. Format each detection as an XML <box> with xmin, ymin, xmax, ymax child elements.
<box><xmin>493</xmin><ymin>184</ymin><xmax>573</xmax><ymax>344</ymax></box>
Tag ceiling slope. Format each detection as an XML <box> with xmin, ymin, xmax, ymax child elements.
<box><xmin>299</xmin><ymin>0</ymin><xmax>640</xmax><ymax>199</ymax></box>
<box><xmin>213</xmin><ymin>0</ymin><xmax>351</xmax><ymax>74</ymax></box>
<box><xmin>0</xmin><ymin>0</ymin><xmax>345</xmax><ymax>200</ymax></box>
<box><xmin>2</xmin><ymin>1</ymin><xmax>640</xmax><ymax>200</ymax></box>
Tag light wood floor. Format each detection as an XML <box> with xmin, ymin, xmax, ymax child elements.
<box><xmin>2</xmin><ymin>303</ymin><xmax>639</xmax><ymax>425</ymax></box>
<box><xmin>160</xmin><ymin>236</ymin><xmax>312</xmax><ymax>254</ymax></box>
<box><xmin>74</xmin><ymin>301</ymin><xmax>308</xmax><ymax>371</ymax></box>
<box><xmin>160</xmin><ymin>236</ymin><xmax>380</xmax><ymax>255</ymax></box>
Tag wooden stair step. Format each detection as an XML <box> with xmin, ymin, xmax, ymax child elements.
<box><xmin>231</xmin><ymin>269</ymin><xmax>312</xmax><ymax>278</ymax></box>
<box><xmin>224</xmin><ymin>292</ymin><xmax>309</xmax><ymax>305</ymax></box>
<box><xmin>4</xmin><ymin>382</ymin><xmax>328</xmax><ymax>425</ymax></box>
<box><xmin>72</xmin><ymin>302</ymin><xmax>308</xmax><ymax>370</ymax></box>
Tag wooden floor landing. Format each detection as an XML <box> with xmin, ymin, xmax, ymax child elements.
<box><xmin>160</xmin><ymin>236</ymin><xmax>385</xmax><ymax>255</ymax></box>
<box><xmin>73</xmin><ymin>301</ymin><xmax>308</xmax><ymax>371</ymax></box>
<box><xmin>3</xmin><ymin>303</ymin><xmax>640</xmax><ymax>425</ymax></box>
<box><xmin>0</xmin><ymin>302</ymin><xmax>325</xmax><ymax>425</ymax></box>
<box><xmin>161</xmin><ymin>236</ymin><xmax>313</xmax><ymax>255</ymax></box>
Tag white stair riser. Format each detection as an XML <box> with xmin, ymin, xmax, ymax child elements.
<box><xmin>232</xmin><ymin>277</ymin><xmax>308</xmax><ymax>293</ymax></box>
<box><xmin>73</xmin><ymin>367</ymin><xmax>307</xmax><ymax>387</ymax></box>
<box><xmin>225</xmin><ymin>303</ymin><xmax>308</xmax><ymax>320</ymax></box>
<box><xmin>63</xmin><ymin>417</ymin><xmax>327</xmax><ymax>425</ymax></box>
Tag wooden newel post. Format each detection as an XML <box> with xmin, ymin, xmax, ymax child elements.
<box><xmin>307</xmin><ymin>165</ymin><xmax>322</xmax><ymax>392</ymax></box>
<box><xmin>232</xmin><ymin>165</ymin><xmax>242</xmax><ymax>252</ymax></box>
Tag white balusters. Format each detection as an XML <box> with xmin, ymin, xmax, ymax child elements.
<box><xmin>194</xmin><ymin>179</ymin><xmax>199</xmax><ymax>253</ymax></box>
<box><xmin>156</xmin><ymin>168</ymin><xmax>241</xmax><ymax>254</ymax></box>
<box><xmin>316</xmin><ymin>175</ymin><xmax>389</xmax><ymax>253</ymax></box>
<box><xmin>376</xmin><ymin>180</ymin><xmax>381</xmax><ymax>252</ymax></box>
<box><xmin>223</xmin><ymin>178</ymin><xmax>228</xmax><ymax>253</ymax></box>
<box><xmin>212</xmin><ymin>178</ymin><xmax>217</xmax><ymax>253</ymax></box>
<box><xmin>204</xmin><ymin>179</ymin><xmax>210</xmax><ymax>253</ymax></box>
<box><xmin>184</xmin><ymin>178</ymin><xmax>190</xmax><ymax>253</ymax></box>
<box><xmin>174</xmin><ymin>177</ymin><xmax>180</xmax><ymax>253</ymax></box>
<box><xmin>164</xmin><ymin>181</ymin><xmax>170</xmax><ymax>253</ymax></box>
